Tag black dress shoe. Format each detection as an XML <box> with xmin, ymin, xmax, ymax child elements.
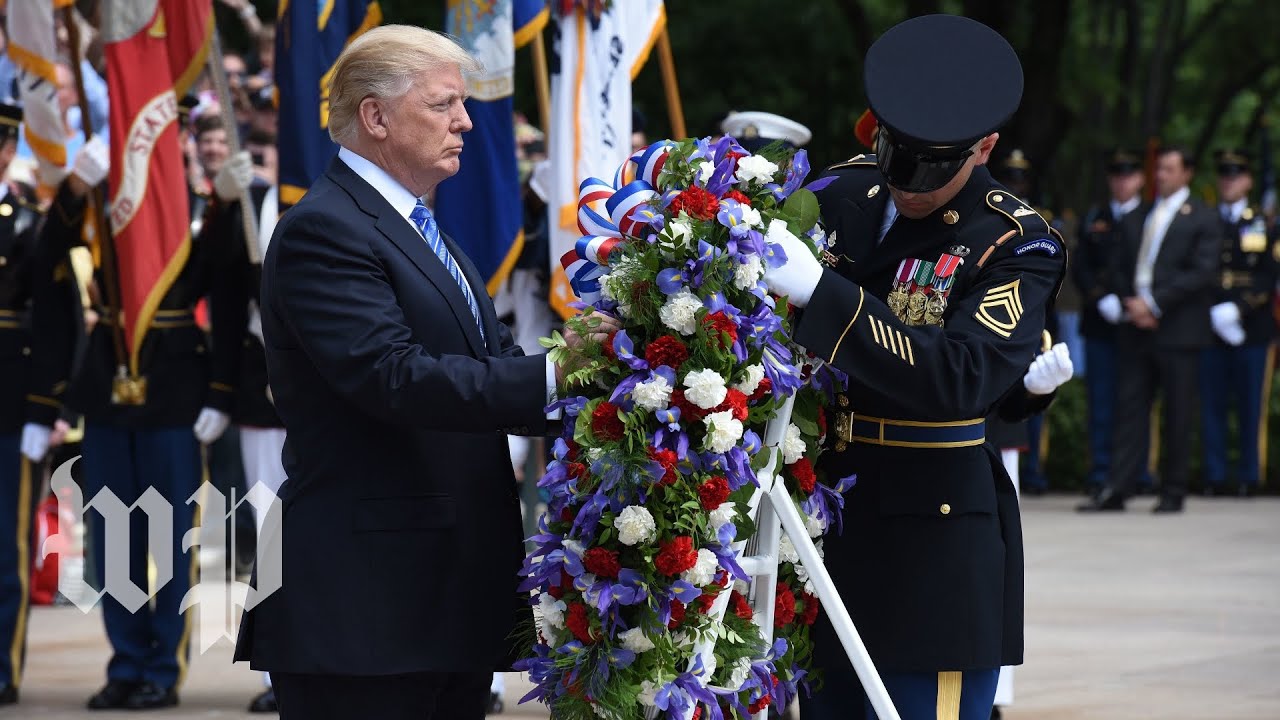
<box><xmin>248</xmin><ymin>688</ymin><xmax>278</xmax><ymax>713</ymax></box>
<box><xmin>1077</xmin><ymin>487</ymin><xmax>1126</xmax><ymax>512</ymax></box>
<box><xmin>1152</xmin><ymin>496</ymin><xmax>1184</xmax><ymax>514</ymax></box>
<box><xmin>0</xmin><ymin>684</ymin><xmax>17</xmax><ymax>705</ymax></box>
<box><xmin>124</xmin><ymin>682</ymin><xmax>178</xmax><ymax>710</ymax></box>
<box><xmin>87</xmin><ymin>680</ymin><xmax>141</xmax><ymax>709</ymax></box>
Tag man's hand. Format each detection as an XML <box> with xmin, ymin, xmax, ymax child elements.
<box><xmin>1210</xmin><ymin>301</ymin><xmax>1246</xmax><ymax>346</ymax></box>
<box><xmin>193</xmin><ymin>407</ymin><xmax>231</xmax><ymax>444</ymax></box>
<box><xmin>1024</xmin><ymin>343</ymin><xmax>1074</xmax><ymax>395</ymax></box>
<box><xmin>50</xmin><ymin>419</ymin><xmax>72</xmax><ymax>448</ymax></box>
<box><xmin>1124</xmin><ymin>296</ymin><xmax>1158</xmax><ymax>329</ymax></box>
<box><xmin>554</xmin><ymin>311</ymin><xmax>622</xmax><ymax>386</ymax></box>
<box><xmin>214</xmin><ymin>150</ymin><xmax>254</xmax><ymax>201</ymax></box>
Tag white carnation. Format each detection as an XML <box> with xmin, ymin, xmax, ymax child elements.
<box><xmin>778</xmin><ymin>534</ymin><xmax>800</xmax><ymax>565</ymax></box>
<box><xmin>782</xmin><ymin>423</ymin><xmax>807</xmax><ymax>465</ymax></box>
<box><xmin>735</xmin><ymin>154</ymin><xmax>779</xmax><ymax>185</ymax></box>
<box><xmin>632</xmin><ymin>374</ymin><xmax>674</xmax><ymax>412</ymax></box>
<box><xmin>794</xmin><ymin>539</ymin><xmax>824</xmax><ymax>595</ymax></box>
<box><xmin>659</xmin><ymin>288</ymin><xmax>702</xmax><ymax>336</ymax></box>
<box><xmin>681</xmin><ymin>548</ymin><xmax>719</xmax><ymax>587</ymax></box>
<box><xmin>683</xmin><ymin>368</ymin><xmax>728</xmax><ymax>410</ymax></box>
<box><xmin>614</xmin><ymin>505</ymin><xmax>657</xmax><ymax>546</ymax></box>
<box><xmin>806</xmin><ymin>511</ymin><xmax>825</xmax><ymax>538</ymax></box>
<box><xmin>704</xmin><ymin>410</ymin><xmax>744</xmax><ymax>454</ymax></box>
<box><xmin>665</xmin><ymin>217</ymin><xmax>694</xmax><ymax>248</ymax></box>
<box><xmin>708</xmin><ymin>502</ymin><xmax>737</xmax><ymax>530</ymax></box>
<box><xmin>638</xmin><ymin>680</ymin><xmax>659</xmax><ymax>707</ymax></box>
<box><xmin>538</xmin><ymin>593</ymin><xmax>566</xmax><ymax>630</ymax></box>
<box><xmin>600</xmin><ymin>277</ymin><xmax>617</xmax><ymax>302</ymax></box>
<box><xmin>739</xmin><ymin>204</ymin><xmax>764</xmax><ymax>228</ymax></box>
<box><xmin>733</xmin><ymin>254</ymin><xmax>764</xmax><ymax>290</ymax></box>
<box><xmin>697</xmin><ymin>160</ymin><xmax>715</xmax><ymax>184</ymax></box>
<box><xmin>727</xmin><ymin>657</ymin><xmax>752</xmax><ymax>690</ymax></box>
<box><xmin>734</xmin><ymin>364</ymin><xmax>765</xmax><ymax>396</ymax></box>
<box><xmin>619</xmin><ymin>627</ymin><xmax>656</xmax><ymax>654</ymax></box>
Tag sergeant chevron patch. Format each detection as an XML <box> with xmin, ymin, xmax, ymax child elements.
<box><xmin>975</xmin><ymin>279</ymin><xmax>1024</xmax><ymax>338</ymax></box>
<box><xmin>867</xmin><ymin>315</ymin><xmax>915</xmax><ymax>365</ymax></box>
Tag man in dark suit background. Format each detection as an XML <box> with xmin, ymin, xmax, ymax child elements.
<box><xmin>233</xmin><ymin>25</ymin><xmax>616</xmax><ymax>720</ymax></box>
<box><xmin>1080</xmin><ymin>146</ymin><xmax>1220</xmax><ymax>513</ymax></box>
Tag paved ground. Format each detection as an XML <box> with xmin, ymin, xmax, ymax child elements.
<box><xmin>13</xmin><ymin>495</ymin><xmax>1280</xmax><ymax>718</ymax></box>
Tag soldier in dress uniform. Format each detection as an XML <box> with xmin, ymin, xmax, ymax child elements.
<box><xmin>40</xmin><ymin>108</ymin><xmax>244</xmax><ymax>710</ymax></box>
<box><xmin>1199</xmin><ymin>149</ymin><xmax>1277</xmax><ymax>497</ymax></box>
<box><xmin>1073</xmin><ymin>149</ymin><xmax>1154</xmax><ymax>496</ymax></box>
<box><xmin>760</xmin><ymin>15</ymin><xmax>1066</xmax><ymax>719</ymax></box>
<box><xmin>0</xmin><ymin>102</ymin><xmax>79</xmax><ymax>707</ymax></box>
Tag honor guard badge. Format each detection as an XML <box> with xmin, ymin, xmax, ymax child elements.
<box><xmin>975</xmin><ymin>278</ymin><xmax>1024</xmax><ymax>338</ymax></box>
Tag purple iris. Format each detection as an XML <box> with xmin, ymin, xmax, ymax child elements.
<box><xmin>655</xmin><ymin>656</ymin><xmax>720</xmax><ymax>719</ymax></box>
<box><xmin>611</xmin><ymin>330</ymin><xmax>649</xmax><ymax>371</ymax></box>
<box><xmin>762</xmin><ymin>341</ymin><xmax>805</xmax><ymax>397</ymax></box>
<box><xmin>771</xmin><ymin>149</ymin><xmax>812</xmax><ymax>201</ymax></box>
<box><xmin>716</xmin><ymin>198</ymin><xmax>757</xmax><ymax>239</ymax></box>
<box><xmin>761</xmin><ymin>237</ymin><xmax>789</xmax><ymax>270</ymax></box>
<box><xmin>742</xmin><ymin>302</ymin><xmax>783</xmax><ymax>347</ymax></box>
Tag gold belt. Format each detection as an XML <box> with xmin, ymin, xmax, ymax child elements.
<box><xmin>834</xmin><ymin>412</ymin><xmax>986</xmax><ymax>449</ymax></box>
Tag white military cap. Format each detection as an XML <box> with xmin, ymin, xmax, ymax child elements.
<box><xmin>720</xmin><ymin>111</ymin><xmax>812</xmax><ymax>149</ymax></box>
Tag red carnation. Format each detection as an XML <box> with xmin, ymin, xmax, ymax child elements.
<box><xmin>649</xmin><ymin>447</ymin><xmax>679</xmax><ymax>486</ymax></box>
<box><xmin>668</xmin><ymin>599</ymin><xmax>687</xmax><ymax>629</ymax></box>
<box><xmin>730</xmin><ymin>590</ymin><xmax>753</xmax><ymax>621</ymax></box>
<box><xmin>692</xmin><ymin>708</ymin><xmax>703</xmax><ymax>720</ymax></box>
<box><xmin>695</xmin><ymin>591</ymin><xmax>718</xmax><ymax>614</ymax></box>
<box><xmin>548</xmin><ymin>570</ymin><xmax>567</xmax><ymax>599</ymax></box>
<box><xmin>750</xmin><ymin>377</ymin><xmax>772</xmax><ymax>403</ymax></box>
<box><xmin>670</xmin><ymin>389</ymin><xmax>707</xmax><ymax>422</ymax></box>
<box><xmin>645</xmin><ymin>335</ymin><xmax>690</xmax><ymax>370</ymax></box>
<box><xmin>583</xmin><ymin>547</ymin><xmax>621</xmax><ymax>579</ymax></box>
<box><xmin>789</xmin><ymin>457</ymin><xmax>817</xmax><ymax>494</ymax></box>
<box><xmin>722</xmin><ymin>189</ymin><xmax>751</xmax><ymax>206</ymax></box>
<box><xmin>566</xmin><ymin>602</ymin><xmax>595</xmax><ymax>644</ymax></box>
<box><xmin>748</xmin><ymin>696</ymin><xmax>773</xmax><ymax>714</ymax></box>
<box><xmin>566</xmin><ymin>462</ymin><xmax>588</xmax><ymax>482</ymax></box>
<box><xmin>669</xmin><ymin>185</ymin><xmax>719</xmax><ymax>221</ymax></box>
<box><xmin>801</xmin><ymin>592</ymin><xmax>820</xmax><ymax>626</ymax></box>
<box><xmin>564</xmin><ymin>439</ymin><xmax>581</xmax><ymax>460</ymax></box>
<box><xmin>698</xmin><ymin>476</ymin><xmax>731</xmax><ymax>511</ymax></box>
<box><xmin>817</xmin><ymin>407</ymin><xmax>828</xmax><ymax>439</ymax></box>
<box><xmin>590</xmin><ymin>401</ymin><xmax>625</xmax><ymax>442</ymax></box>
<box><xmin>774</xmin><ymin>582</ymin><xmax>796</xmax><ymax>627</ymax></box>
<box><xmin>655</xmin><ymin>536</ymin><xmax>699</xmax><ymax>576</ymax></box>
<box><xmin>714</xmin><ymin>388</ymin><xmax>750</xmax><ymax>421</ymax></box>
<box><xmin>559</xmin><ymin>507</ymin><xmax>575</xmax><ymax>524</ymax></box>
<box><xmin>600</xmin><ymin>330</ymin><xmax>618</xmax><ymax>360</ymax></box>
<box><xmin>701</xmin><ymin>311</ymin><xmax>738</xmax><ymax>349</ymax></box>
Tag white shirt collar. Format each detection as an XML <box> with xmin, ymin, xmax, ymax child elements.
<box><xmin>337</xmin><ymin>146</ymin><xmax>422</xmax><ymax>223</ymax></box>
<box><xmin>1220</xmin><ymin>198</ymin><xmax>1247</xmax><ymax>223</ymax></box>
<box><xmin>1157</xmin><ymin>186</ymin><xmax>1190</xmax><ymax>213</ymax></box>
<box><xmin>1110</xmin><ymin>195</ymin><xmax>1140</xmax><ymax>218</ymax></box>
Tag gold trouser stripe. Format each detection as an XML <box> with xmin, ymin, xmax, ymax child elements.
<box><xmin>175</xmin><ymin>448</ymin><xmax>209</xmax><ymax>689</ymax></box>
<box><xmin>1259</xmin><ymin>344</ymin><xmax>1275</xmax><ymax>486</ymax></box>
<box><xmin>1148</xmin><ymin>402</ymin><xmax>1161</xmax><ymax>477</ymax></box>
<box><xmin>829</xmin><ymin>286</ymin><xmax>866</xmax><ymax>364</ymax></box>
<box><xmin>10</xmin><ymin>458</ymin><xmax>33</xmax><ymax>687</ymax></box>
<box><xmin>937</xmin><ymin>670</ymin><xmax>962</xmax><ymax>720</ymax></box>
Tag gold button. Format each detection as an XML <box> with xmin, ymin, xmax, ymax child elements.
<box><xmin>21</xmin><ymin>346</ymin><xmax>31</xmax><ymax>356</ymax></box>
<box><xmin>992</xmin><ymin>194</ymin><xmax>1004</xmax><ymax>202</ymax></box>
<box><xmin>835</xmin><ymin>441</ymin><xmax>848</xmax><ymax>452</ymax></box>
<box><xmin>838</xmin><ymin>395</ymin><xmax>849</xmax><ymax>407</ymax></box>
<box><xmin>0</xmin><ymin>204</ymin><xmax>12</xmax><ymax>217</ymax></box>
<box><xmin>0</xmin><ymin>256</ymin><xmax>7</xmax><ymax>266</ymax></box>
<box><xmin>867</xmin><ymin>184</ymin><xmax>880</xmax><ymax>198</ymax></box>
<box><xmin>943</xmin><ymin>210</ymin><xmax>959</xmax><ymax>225</ymax></box>
<box><xmin>940</xmin><ymin>503</ymin><xmax>951</xmax><ymax>515</ymax></box>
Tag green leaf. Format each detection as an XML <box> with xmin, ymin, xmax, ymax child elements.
<box><xmin>782</xmin><ymin>188</ymin><xmax>821</xmax><ymax>237</ymax></box>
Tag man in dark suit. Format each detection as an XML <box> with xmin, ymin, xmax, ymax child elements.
<box><xmin>233</xmin><ymin>26</ymin><xmax>615</xmax><ymax>720</ymax></box>
<box><xmin>1080</xmin><ymin>146</ymin><xmax>1220</xmax><ymax>513</ymax></box>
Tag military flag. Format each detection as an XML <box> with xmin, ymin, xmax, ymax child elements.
<box><xmin>6</xmin><ymin>0</ymin><xmax>73</xmax><ymax>189</ymax></box>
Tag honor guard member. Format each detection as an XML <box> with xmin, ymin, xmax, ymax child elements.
<box><xmin>720</xmin><ymin>110</ymin><xmax>812</xmax><ymax>154</ymax></box>
<box><xmin>760</xmin><ymin>15</ymin><xmax>1066</xmax><ymax>720</ymax></box>
<box><xmin>41</xmin><ymin>116</ymin><xmax>243</xmax><ymax>710</ymax></box>
<box><xmin>1199</xmin><ymin>149</ymin><xmax>1277</xmax><ymax>497</ymax></box>
<box><xmin>0</xmin><ymin>102</ymin><xmax>78</xmax><ymax>707</ymax></box>
<box><xmin>1074</xmin><ymin>149</ymin><xmax>1153</xmax><ymax>496</ymax></box>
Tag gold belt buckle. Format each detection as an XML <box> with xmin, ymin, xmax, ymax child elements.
<box><xmin>111</xmin><ymin>368</ymin><xmax>148</xmax><ymax>406</ymax></box>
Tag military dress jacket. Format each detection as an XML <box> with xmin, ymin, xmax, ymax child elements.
<box><xmin>1210</xmin><ymin>207</ymin><xmax>1278</xmax><ymax>345</ymax></box>
<box><xmin>799</xmin><ymin>156</ymin><xmax>1066</xmax><ymax>673</ymax></box>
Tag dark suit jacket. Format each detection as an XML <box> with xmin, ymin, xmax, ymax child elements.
<box><xmin>234</xmin><ymin>156</ymin><xmax>549</xmax><ymax>675</ymax></box>
<box><xmin>1108</xmin><ymin>196</ymin><xmax>1219</xmax><ymax>349</ymax></box>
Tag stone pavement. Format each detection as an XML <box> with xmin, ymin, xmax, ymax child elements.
<box><xmin>12</xmin><ymin>496</ymin><xmax>1280</xmax><ymax>719</ymax></box>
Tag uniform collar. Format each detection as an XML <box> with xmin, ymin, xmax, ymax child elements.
<box><xmin>1219</xmin><ymin>198</ymin><xmax>1248</xmax><ymax>223</ymax></box>
<box><xmin>1110</xmin><ymin>195</ymin><xmax>1140</xmax><ymax>219</ymax></box>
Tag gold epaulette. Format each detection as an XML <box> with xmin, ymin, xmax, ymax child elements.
<box><xmin>985</xmin><ymin>190</ymin><xmax>1053</xmax><ymax>238</ymax></box>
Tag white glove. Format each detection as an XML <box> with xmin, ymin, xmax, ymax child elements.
<box><xmin>20</xmin><ymin>423</ymin><xmax>52</xmax><ymax>463</ymax></box>
<box><xmin>247</xmin><ymin>300</ymin><xmax>264</xmax><ymax>345</ymax></box>
<box><xmin>1024</xmin><ymin>342</ymin><xmax>1074</xmax><ymax>395</ymax></box>
<box><xmin>71</xmin><ymin>135</ymin><xmax>110</xmax><ymax>188</ymax></box>
<box><xmin>214</xmin><ymin>150</ymin><xmax>254</xmax><ymax>201</ymax></box>
<box><xmin>761</xmin><ymin>223</ymin><xmax>822</xmax><ymax>306</ymax></box>
<box><xmin>193</xmin><ymin>407</ymin><xmax>231</xmax><ymax>444</ymax></box>
<box><xmin>1097</xmin><ymin>293</ymin><xmax>1123</xmax><ymax>324</ymax></box>
<box><xmin>1210</xmin><ymin>301</ymin><xmax>1246</xmax><ymax>346</ymax></box>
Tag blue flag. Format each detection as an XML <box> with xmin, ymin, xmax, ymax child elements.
<box><xmin>276</xmin><ymin>0</ymin><xmax>383</xmax><ymax>207</ymax></box>
<box><xmin>435</xmin><ymin>0</ymin><xmax>548</xmax><ymax>297</ymax></box>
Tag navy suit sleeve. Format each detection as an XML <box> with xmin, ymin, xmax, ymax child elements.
<box><xmin>267</xmin><ymin>212</ymin><xmax>549</xmax><ymax>434</ymax></box>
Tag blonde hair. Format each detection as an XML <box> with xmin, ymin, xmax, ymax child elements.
<box><xmin>327</xmin><ymin>25</ymin><xmax>480</xmax><ymax>145</ymax></box>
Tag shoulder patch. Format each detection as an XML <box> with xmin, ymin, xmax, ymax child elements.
<box><xmin>1012</xmin><ymin>237</ymin><xmax>1061</xmax><ymax>257</ymax></box>
<box><xmin>985</xmin><ymin>190</ymin><xmax>1050</xmax><ymax>237</ymax></box>
<box><xmin>826</xmin><ymin>153</ymin><xmax>878</xmax><ymax>171</ymax></box>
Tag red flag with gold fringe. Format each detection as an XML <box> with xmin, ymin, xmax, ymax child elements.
<box><xmin>103</xmin><ymin>0</ymin><xmax>212</xmax><ymax>374</ymax></box>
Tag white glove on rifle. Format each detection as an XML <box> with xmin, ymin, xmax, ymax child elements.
<box><xmin>761</xmin><ymin>221</ymin><xmax>822</xmax><ymax>307</ymax></box>
<box><xmin>20</xmin><ymin>423</ymin><xmax>52</xmax><ymax>463</ymax></box>
<box><xmin>1097</xmin><ymin>294</ymin><xmax>1123</xmax><ymax>324</ymax></box>
<box><xmin>71</xmin><ymin>136</ymin><xmax>110</xmax><ymax>188</ymax></box>
<box><xmin>1024</xmin><ymin>342</ymin><xmax>1074</xmax><ymax>396</ymax></box>
<box><xmin>1210</xmin><ymin>301</ymin><xmax>1246</xmax><ymax>346</ymax></box>
<box><xmin>214</xmin><ymin>150</ymin><xmax>254</xmax><ymax>201</ymax></box>
<box><xmin>193</xmin><ymin>407</ymin><xmax>231</xmax><ymax>444</ymax></box>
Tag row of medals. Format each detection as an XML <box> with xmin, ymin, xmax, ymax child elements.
<box><xmin>886</xmin><ymin>246</ymin><xmax>968</xmax><ymax>326</ymax></box>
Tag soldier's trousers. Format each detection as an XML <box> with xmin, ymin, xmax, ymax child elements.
<box><xmin>0</xmin><ymin>434</ymin><xmax>41</xmax><ymax>689</ymax></box>
<box><xmin>1200</xmin><ymin>343</ymin><xmax>1274</xmax><ymax>488</ymax></box>
<box><xmin>81</xmin><ymin>424</ymin><xmax>200</xmax><ymax>689</ymax></box>
<box><xmin>804</xmin><ymin>665</ymin><xmax>1000</xmax><ymax>720</ymax></box>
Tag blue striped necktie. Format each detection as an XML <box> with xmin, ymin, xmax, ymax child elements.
<box><xmin>409</xmin><ymin>200</ymin><xmax>486</xmax><ymax>343</ymax></box>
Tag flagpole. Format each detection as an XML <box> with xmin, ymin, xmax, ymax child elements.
<box><xmin>206</xmin><ymin>27</ymin><xmax>261</xmax><ymax>264</ymax></box>
<box><xmin>531</xmin><ymin>31</ymin><xmax>551</xmax><ymax>136</ymax></box>
<box><xmin>62</xmin><ymin>6</ymin><xmax>130</xmax><ymax>378</ymax></box>
<box><xmin>656</xmin><ymin>26</ymin><xmax>685</xmax><ymax>139</ymax></box>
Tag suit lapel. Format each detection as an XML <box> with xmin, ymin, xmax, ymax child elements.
<box><xmin>327</xmin><ymin>158</ymin><xmax>489</xmax><ymax>357</ymax></box>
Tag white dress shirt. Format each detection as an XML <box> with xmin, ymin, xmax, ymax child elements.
<box><xmin>1134</xmin><ymin>186</ymin><xmax>1190</xmax><ymax>317</ymax></box>
<box><xmin>337</xmin><ymin>147</ymin><xmax>559</xmax><ymax>418</ymax></box>
<box><xmin>877</xmin><ymin>200</ymin><xmax>899</xmax><ymax>244</ymax></box>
